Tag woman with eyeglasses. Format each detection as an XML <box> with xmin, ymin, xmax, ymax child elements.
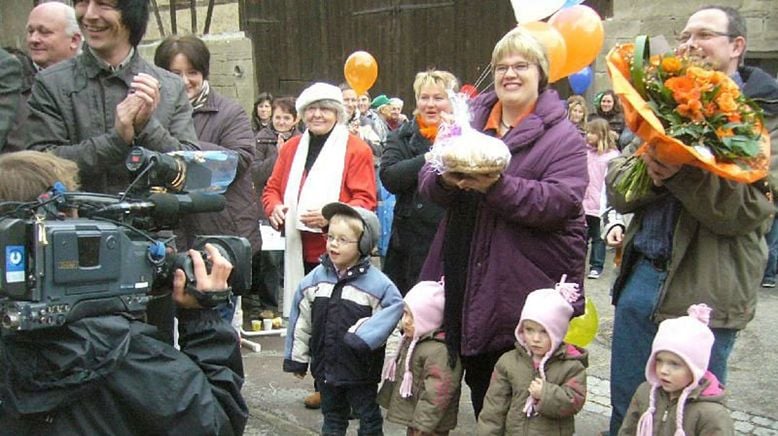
<box><xmin>416</xmin><ymin>27</ymin><xmax>589</xmax><ymax>418</ymax></box>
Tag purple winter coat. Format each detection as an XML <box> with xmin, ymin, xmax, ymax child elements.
<box><xmin>418</xmin><ymin>89</ymin><xmax>588</xmax><ymax>356</ymax></box>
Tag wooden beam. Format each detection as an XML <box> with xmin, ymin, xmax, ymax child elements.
<box><xmin>170</xmin><ymin>0</ymin><xmax>177</xmax><ymax>34</ymax></box>
<box><xmin>203</xmin><ymin>0</ymin><xmax>216</xmax><ymax>35</ymax></box>
<box><xmin>190</xmin><ymin>0</ymin><xmax>197</xmax><ymax>34</ymax></box>
<box><xmin>149</xmin><ymin>0</ymin><xmax>166</xmax><ymax>37</ymax></box>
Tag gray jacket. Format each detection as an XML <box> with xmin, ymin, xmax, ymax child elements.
<box><xmin>25</xmin><ymin>48</ymin><xmax>198</xmax><ymax>194</ymax></box>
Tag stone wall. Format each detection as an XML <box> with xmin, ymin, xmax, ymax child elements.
<box><xmin>138</xmin><ymin>32</ymin><xmax>256</xmax><ymax>117</ymax></box>
<box><xmin>592</xmin><ymin>0</ymin><xmax>778</xmax><ymax>94</ymax></box>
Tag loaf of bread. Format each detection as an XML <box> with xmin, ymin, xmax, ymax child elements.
<box><xmin>431</xmin><ymin>129</ymin><xmax>511</xmax><ymax>174</ymax></box>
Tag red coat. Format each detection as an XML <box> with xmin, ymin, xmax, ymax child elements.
<box><xmin>261</xmin><ymin>131</ymin><xmax>377</xmax><ymax>262</ymax></box>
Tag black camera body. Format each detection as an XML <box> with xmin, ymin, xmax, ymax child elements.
<box><xmin>0</xmin><ymin>147</ymin><xmax>250</xmax><ymax>333</ymax></box>
<box><xmin>0</xmin><ymin>215</ymin><xmax>251</xmax><ymax>332</ymax></box>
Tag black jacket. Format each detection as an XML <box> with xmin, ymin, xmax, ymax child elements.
<box><xmin>0</xmin><ymin>310</ymin><xmax>247</xmax><ymax>435</ymax></box>
<box><xmin>379</xmin><ymin>120</ymin><xmax>445</xmax><ymax>293</ymax></box>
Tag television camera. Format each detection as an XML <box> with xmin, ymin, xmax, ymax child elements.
<box><xmin>0</xmin><ymin>148</ymin><xmax>251</xmax><ymax>332</ymax></box>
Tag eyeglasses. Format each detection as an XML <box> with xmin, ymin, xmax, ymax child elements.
<box><xmin>326</xmin><ymin>234</ymin><xmax>358</xmax><ymax>245</ymax></box>
<box><xmin>493</xmin><ymin>62</ymin><xmax>534</xmax><ymax>76</ymax></box>
<box><xmin>676</xmin><ymin>30</ymin><xmax>735</xmax><ymax>44</ymax></box>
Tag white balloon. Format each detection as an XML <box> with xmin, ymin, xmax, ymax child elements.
<box><xmin>510</xmin><ymin>0</ymin><xmax>566</xmax><ymax>23</ymax></box>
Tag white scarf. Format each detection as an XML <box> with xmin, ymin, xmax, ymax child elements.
<box><xmin>282</xmin><ymin>124</ymin><xmax>348</xmax><ymax>316</ymax></box>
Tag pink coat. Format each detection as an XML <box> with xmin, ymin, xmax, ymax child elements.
<box><xmin>583</xmin><ymin>147</ymin><xmax>619</xmax><ymax>217</ymax></box>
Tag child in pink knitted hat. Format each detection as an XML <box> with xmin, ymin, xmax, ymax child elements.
<box><xmin>477</xmin><ymin>275</ymin><xmax>588</xmax><ymax>435</ymax></box>
<box><xmin>378</xmin><ymin>279</ymin><xmax>463</xmax><ymax>435</ymax></box>
<box><xmin>618</xmin><ymin>304</ymin><xmax>734</xmax><ymax>435</ymax></box>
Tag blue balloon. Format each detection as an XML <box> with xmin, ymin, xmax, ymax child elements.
<box><xmin>568</xmin><ymin>66</ymin><xmax>593</xmax><ymax>94</ymax></box>
<box><xmin>562</xmin><ymin>0</ymin><xmax>585</xmax><ymax>8</ymax></box>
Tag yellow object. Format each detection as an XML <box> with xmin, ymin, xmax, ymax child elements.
<box><xmin>564</xmin><ymin>297</ymin><xmax>599</xmax><ymax>347</ymax></box>
<box><xmin>251</xmin><ymin>320</ymin><xmax>262</xmax><ymax>332</ymax></box>
<box><xmin>272</xmin><ymin>317</ymin><xmax>283</xmax><ymax>329</ymax></box>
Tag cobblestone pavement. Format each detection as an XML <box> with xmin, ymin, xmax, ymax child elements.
<box><xmin>585</xmin><ymin>375</ymin><xmax>778</xmax><ymax>435</ymax></box>
<box><xmin>240</xmin><ymin>250</ymin><xmax>778</xmax><ymax>435</ymax></box>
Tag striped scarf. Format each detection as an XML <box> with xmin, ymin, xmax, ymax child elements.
<box><xmin>189</xmin><ymin>80</ymin><xmax>210</xmax><ymax>111</ymax></box>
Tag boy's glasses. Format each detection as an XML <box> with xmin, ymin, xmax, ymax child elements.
<box><xmin>326</xmin><ymin>234</ymin><xmax>358</xmax><ymax>245</ymax></box>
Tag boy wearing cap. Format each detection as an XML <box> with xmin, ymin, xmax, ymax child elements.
<box><xmin>618</xmin><ymin>304</ymin><xmax>734</xmax><ymax>436</ymax></box>
<box><xmin>284</xmin><ymin>202</ymin><xmax>403</xmax><ymax>435</ymax></box>
<box><xmin>477</xmin><ymin>276</ymin><xmax>588</xmax><ymax>435</ymax></box>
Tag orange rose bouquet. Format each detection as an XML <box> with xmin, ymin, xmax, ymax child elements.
<box><xmin>606</xmin><ymin>36</ymin><xmax>769</xmax><ymax>201</ymax></box>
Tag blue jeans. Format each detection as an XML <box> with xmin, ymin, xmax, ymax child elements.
<box><xmin>763</xmin><ymin>216</ymin><xmax>778</xmax><ymax>280</ymax></box>
<box><xmin>319</xmin><ymin>382</ymin><xmax>382</xmax><ymax>436</ymax></box>
<box><xmin>586</xmin><ymin>215</ymin><xmax>605</xmax><ymax>271</ymax></box>
<box><xmin>608</xmin><ymin>257</ymin><xmax>738</xmax><ymax>435</ymax></box>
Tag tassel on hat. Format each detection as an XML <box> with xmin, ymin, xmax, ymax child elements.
<box><xmin>394</xmin><ymin>279</ymin><xmax>445</xmax><ymax>399</ymax></box>
<box><xmin>636</xmin><ymin>304</ymin><xmax>714</xmax><ymax>436</ymax></box>
<box><xmin>515</xmin><ymin>275</ymin><xmax>581</xmax><ymax>417</ymax></box>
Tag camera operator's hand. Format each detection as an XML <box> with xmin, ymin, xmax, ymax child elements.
<box><xmin>172</xmin><ymin>243</ymin><xmax>233</xmax><ymax>309</ymax></box>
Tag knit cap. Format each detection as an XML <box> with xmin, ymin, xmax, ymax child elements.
<box><xmin>637</xmin><ymin>304</ymin><xmax>715</xmax><ymax>436</ymax></box>
<box><xmin>515</xmin><ymin>275</ymin><xmax>580</xmax><ymax>416</ymax></box>
<box><xmin>295</xmin><ymin>82</ymin><xmax>344</xmax><ymax>114</ymax></box>
<box><xmin>382</xmin><ymin>279</ymin><xmax>445</xmax><ymax>398</ymax></box>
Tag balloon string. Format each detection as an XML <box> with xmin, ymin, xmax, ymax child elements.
<box><xmin>471</xmin><ymin>63</ymin><xmax>493</xmax><ymax>96</ymax></box>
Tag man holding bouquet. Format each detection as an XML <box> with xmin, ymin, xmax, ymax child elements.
<box><xmin>605</xmin><ymin>5</ymin><xmax>778</xmax><ymax>435</ymax></box>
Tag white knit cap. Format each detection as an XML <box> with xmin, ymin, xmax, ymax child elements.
<box><xmin>295</xmin><ymin>82</ymin><xmax>344</xmax><ymax>114</ymax></box>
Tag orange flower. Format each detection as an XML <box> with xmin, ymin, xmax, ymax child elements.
<box><xmin>666</xmin><ymin>76</ymin><xmax>701</xmax><ymax>104</ymax></box>
<box><xmin>702</xmin><ymin>102</ymin><xmax>718</xmax><ymax>117</ymax></box>
<box><xmin>716</xmin><ymin>126</ymin><xmax>735</xmax><ymax>138</ymax></box>
<box><xmin>661</xmin><ymin>56</ymin><xmax>682</xmax><ymax>74</ymax></box>
<box><xmin>677</xmin><ymin>99</ymin><xmax>704</xmax><ymax>122</ymax></box>
<box><xmin>716</xmin><ymin>92</ymin><xmax>738</xmax><ymax>113</ymax></box>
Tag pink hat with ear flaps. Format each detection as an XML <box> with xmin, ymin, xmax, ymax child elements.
<box><xmin>637</xmin><ymin>304</ymin><xmax>715</xmax><ymax>436</ymax></box>
<box><xmin>383</xmin><ymin>279</ymin><xmax>445</xmax><ymax>399</ymax></box>
<box><xmin>515</xmin><ymin>275</ymin><xmax>580</xmax><ymax>417</ymax></box>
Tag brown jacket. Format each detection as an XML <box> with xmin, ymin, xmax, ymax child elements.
<box><xmin>178</xmin><ymin>90</ymin><xmax>261</xmax><ymax>253</ymax></box>
<box><xmin>619</xmin><ymin>373</ymin><xmax>734</xmax><ymax>436</ymax></box>
<box><xmin>477</xmin><ymin>343</ymin><xmax>588</xmax><ymax>436</ymax></box>
<box><xmin>378</xmin><ymin>332</ymin><xmax>462</xmax><ymax>434</ymax></box>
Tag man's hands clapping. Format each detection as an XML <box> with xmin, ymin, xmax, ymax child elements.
<box><xmin>114</xmin><ymin>73</ymin><xmax>162</xmax><ymax>145</ymax></box>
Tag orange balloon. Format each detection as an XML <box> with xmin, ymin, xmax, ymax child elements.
<box><xmin>549</xmin><ymin>5</ymin><xmax>604</xmax><ymax>79</ymax></box>
<box><xmin>519</xmin><ymin>21</ymin><xmax>568</xmax><ymax>83</ymax></box>
<box><xmin>344</xmin><ymin>51</ymin><xmax>378</xmax><ymax>96</ymax></box>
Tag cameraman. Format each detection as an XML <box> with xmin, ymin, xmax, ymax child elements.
<box><xmin>0</xmin><ymin>151</ymin><xmax>248</xmax><ymax>435</ymax></box>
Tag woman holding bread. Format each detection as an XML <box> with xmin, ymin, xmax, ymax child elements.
<box><xmin>416</xmin><ymin>27</ymin><xmax>589</xmax><ymax>418</ymax></box>
<box><xmin>379</xmin><ymin>70</ymin><xmax>458</xmax><ymax>295</ymax></box>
